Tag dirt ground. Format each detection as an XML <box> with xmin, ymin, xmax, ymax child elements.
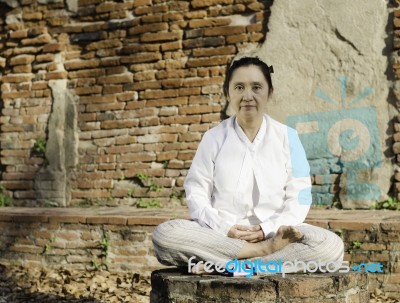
<box><xmin>0</xmin><ymin>263</ymin><xmax>398</xmax><ymax>303</ymax></box>
<box><xmin>0</xmin><ymin>264</ymin><xmax>150</xmax><ymax>303</ymax></box>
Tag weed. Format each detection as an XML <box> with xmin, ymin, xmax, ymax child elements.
<box><xmin>33</xmin><ymin>137</ymin><xmax>47</xmax><ymax>155</ymax></box>
<box><xmin>352</xmin><ymin>241</ymin><xmax>362</xmax><ymax>249</ymax></box>
<box><xmin>136</xmin><ymin>198</ymin><xmax>162</xmax><ymax>208</ymax></box>
<box><xmin>43</xmin><ymin>236</ymin><xmax>56</xmax><ymax>254</ymax></box>
<box><xmin>370</xmin><ymin>197</ymin><xmax>400</xmax><ymax>211</ymax></box>
<box><xmin>149</xmin><ymin>183</ymin><xmax>161</xmax><ymax>192</ymax></box>
<box><xmin>0</xmin><ymin>185</ymin><xmax>11</xmax><ymax>207</ymax></box>
<box><xmin>136</xmin><ymin>172</ymin><xmax>148</xmax><ymax>182</ymax></box>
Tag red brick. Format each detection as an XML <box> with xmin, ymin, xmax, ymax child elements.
<box><xmin>121</xmin><ymin>53</ymin><xmax>162</xmax><ymax>64</ymax></box>
<box><xmin>137</xmin><ymin>134</ymin><xmax>178</xmax><ymax>144</ymax></box>
<box><xmin>179</xmin><ymin>87</ymin><xmax>201</xmax><ymax>96</ymax></box>
<box><xmin>118</xmin><ymin>152</ymin><xmax>156</xmax><ymax>162</ymax></box>
<box><xmin>86</xmin><ymin>102</ymin><xmax>125</xmax><ymax>112</ymax></box>
<box><xmin>179</xmin><ymin>133</ymin><xmax>202</xmax><ymax>142</ymax></box>
<box><xmin>129</xmin><ymin>81</ymin><xmax>162</xmax><ymax>91</ymax></box>
<box><xmin>105</xmin><ymin>145</ymin><xmax>143</xmax><ymax>154</ymax></box>
<box><xmin>101</xmin><ymin>120</ymin><xmax>137</xmax><ymax>129</ymax></box>
<box><xmin>141</xmin><ymin>14</ymin><xmax>163</xmax><ymax>23</ymax></box>
<box><xmin>183</xmin><ymin>76</ymin><xmax>224</xmax><ymax>87</ymax></box>
<box><xmin>78</xmin><ymin>180</ymin><xmax>113</xmax><ymax>189</ymax></box>
<box><xmin>69</xmin><ymin>69</ymin><xmax>105</xmax><ymax>79</ymax></box>
<box><xmin>103</xmin><ymin>85</ymin><xmax>123</xmax><ymax>94</ymax></box>
<box><xmin>9</xmin><ymin>29</ymin><xmax>28</xmax><ymax>39</ymax></box>
<box><xmin>2</xmin><ymin>74</ymin><xmax>34</xmax><ymax>83</ymax></box>
<box><xmin>141</xmin><ymin>31</ymin><xmax>182</xmax><ymax>42</ymax></box>
<box><xmin>10</xmin><ymin>55</ymin><xmax>35</xmax><ymax>66</ymax></box>
<box><xmin>135</xmin><ymin>4</ymin><xmax>168</xmax><ymax>15</ymax></box>
<box><xmin>129</xmin><ymin>23</ymin><xmax>168</xmax><ymax>35</ymax></box>
<box><xmin>329</xmin><ymin>221</ymin><xmax>378</xmax><ymax>231</ymax></box>
<box><xmin>140</xmin><ymin>89</ymin><xmax>178</xmax><ymax>99</ymax></box>
<box><xmin>64</xmin><ymin>59</ymin><xmax>100</xmax><ymax>70</ymax></box>
<box><xmin>97</xmin><ymin>74</ymin><xmax>133</xmax><ymax>84</ymax></box>
<box><xmin>146</xmin><ymin>97</ymin><xmax>188</xmax><ymax>107</ymax></box>
<box><xmin>74</xmin><ymin>86</ymin><xmax>103</xmax><ymax>95</ymax></box>
<box><xmin>191</xmin><ymin>0</ymin><xmax>233</xmax><ymax>8</ymax></box>
<box><xmin>193</xmin><ymin>46</ymin><xmax>236</xmax><ymax>57</ymax></box>
<box><xmin>381</xmin><ymin>222</ymin><xmax>400</xmax><ymax>231</ymax></box>
<box><xmin>187</xmin><ymin>56</ymin><xmax>230</xmax><ymax>67</ymax></box>
<box><xmin>202</xmin><ymin>113</ymin><xmax>221</xmax><ymax>123</ymax></box>
<box><xmin>189</xmin><ymin>18</ymin><xmax>231</xmax><ymax>28</ymax></box>
<box><xmin>79</xmin><ymin>95</ymin><xmax>116</xmax><ymax>104</ymax></box>
<box><xmin>21</xmin><ymin>34</ymin><xmax>51</xmax><ymax>45</ymax></box>
<box><xmin>161</xmin><ymin>41</ymin><xmax>182</xmax><ymax>51</ymax></box>
<box><xmin>46</xmin><ymin>71</ymin><xmax>68</xmax><ymax>80</ymax></box>
<box><xmin>160</xmin><ymin>115</ymin><xmax>201</xmax><ymax>124</ymax></box>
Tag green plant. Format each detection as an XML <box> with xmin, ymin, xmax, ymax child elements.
<box><xmin>90</xmin><ymin>230</ymin><xmax>110</xmax><ymax>271</ymax></box>
<box><xmin>0</xmin><ymin>185</ymin><xmax>11</xmax><ymax>207</ymax></box>
<box><xmin>352</xmin><ymin>241</ymin><xmax>362</xmax><ymax>249</ymax></box>
<box><xmin>149</xmin><ymin>183</ymin><xmax>161</xmax><ymax>192</ymax></box>
<box><xmin>136</xmin><ymin>198</ymin><xmax>162</xmax><ymax>208</ymax></box>
<box><xmin>33</xmin><ymin>137</ymin><xmax>49</xmax><ymax>166</ymax></box>
<box><xmin>332</xmin><ymin>200</ymin><xmax>342</xmax><ymax>209</ymax></box>
<box><xmin>370</xmin><ymin>197</ymin><xmax>400</xmax><ymax>211</ymax></box>
<box><xmin>136</xmin><ymin>172</ymin><xmax>148</xmax><ymax>182</ymax></box>
<box><xmin>33</xmin><ymin>138</ymin><xmax>47</xmax><ymax>154</ymax></box>
<box><xmin>43</xmin><ymin>236</ymin><xmax>56</xmax><ymax>254</ymax></box>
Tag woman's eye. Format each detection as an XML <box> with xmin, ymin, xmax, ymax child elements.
<box><xmin>235</xmin><ymin>85</ymin><xmax>244</xmax><ymax>90</ymax></box>
<box><xmin>253</xmin><ymin>86</ymin><xmax>262</xmax><ymax>91</ymax></box>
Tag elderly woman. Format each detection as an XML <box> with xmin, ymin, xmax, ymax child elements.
<box><xmin>152</xmin><ymin>57</ymin><xmax>344</xmax><ymax>275</ymax></box>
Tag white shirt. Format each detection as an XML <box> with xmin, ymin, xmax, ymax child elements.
<box><xmin>184</xmin><ymin>114</ymin><xmax>312</xmax><ymax>238</ymax></box>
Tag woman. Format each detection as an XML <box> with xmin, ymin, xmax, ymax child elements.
<box><xmin>152</xmin><ymin>57</ymin><xmax>344</xmax><ymax>275</ymax></box>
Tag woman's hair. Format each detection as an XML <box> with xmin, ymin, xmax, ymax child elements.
<box><xmin>223</xmin><ymin>56</ymin><xmax>274</xmax><ymax>97</ymax></box>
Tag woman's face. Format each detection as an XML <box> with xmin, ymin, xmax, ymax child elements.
<box><xmin>227</xmin><ymin>65</ymin><xmax>270</xmax><ymax>123</ymax></box>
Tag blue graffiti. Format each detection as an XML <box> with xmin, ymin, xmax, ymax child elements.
<box><xmin>286</xmin><ymin>76</ymin><xmax>381</xmax><ymax>204</ymax></box>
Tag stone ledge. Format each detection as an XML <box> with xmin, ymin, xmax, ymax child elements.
<box><xmin>150</xmin><ymin>268</ymin><xmax>369</xmax><ymax>303</ymax></box>
<box><xmin>0</xmin><ymin>207</ymin><xmax>399</xmax><ymax>228</ymax></box>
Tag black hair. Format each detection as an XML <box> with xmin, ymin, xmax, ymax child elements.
<box><xmin>223</xmin><ymin>56</ymin><xmax>274</xmax><ymax>97</ymax></box>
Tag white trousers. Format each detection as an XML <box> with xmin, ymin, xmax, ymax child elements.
<box><xmin>152</xmin><ymin>219</ymin><xmax>344</xmax><ymax>273</ymax></box>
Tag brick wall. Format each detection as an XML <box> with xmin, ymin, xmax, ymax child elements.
<box><xmin>0</xmin><ymin>0</ymin><xmax>270</xmax><ymax>206</ymax></box>
<box><xmin>0</xmin><ymin>208</ymin><xmax>398</xmax><ymax>299</ymax></box>
<box><xmin>392</xmin><ymin>9</ymin><xmax>400</xmax><ymax>200</ymax></box>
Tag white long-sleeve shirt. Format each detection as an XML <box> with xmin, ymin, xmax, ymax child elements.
<box><xmin>184</xmin><ymin>114</ymin><xmax>312</xmax><ymax>238</ymax></box>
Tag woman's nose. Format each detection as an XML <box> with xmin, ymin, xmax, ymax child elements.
<box><xmin>242</xmin><ymin>88</ymin><xmax>253</xmax><ymax>101</ymax></box>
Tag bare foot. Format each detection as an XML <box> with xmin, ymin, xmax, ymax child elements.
<box><xmin>261</xmin><ymin>226</ymin><xmax>303</xmax><ymax>255</ymax></box>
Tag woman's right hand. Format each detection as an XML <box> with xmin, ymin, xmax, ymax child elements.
<box><xmin>228</xmin><ymin>224</ymin><xmax>264</xmax><ymax>243</ymax></box>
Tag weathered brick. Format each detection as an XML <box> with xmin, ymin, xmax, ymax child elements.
<box><xmin>140</xmin><ymin>89</ymin><xmax>178</xmax><ymax>99</ymax></box>
<box><xmin>141</xmin><ymin>31</ymin><xmax>182</xmax><ymax>42</ymax></box>
<box><xmin>86</xmin><ymin>102</ymin><xmax>125</xmax><ymax>112</ymax></box>
<box><xmin>160</xmin><ymin>115</ymin><xmax>201</xmax><ymax>124</ymax></box>
<box><xmin>10</xmin><ymin>54</ymin><xmax>35</xmax><ymax>66</ymax></box>
<box><xmin>118</xmin><ymin>152</ymin><xmax>156</xmax><ymax>162</ymax></box>
<box><xmin>65</xmin><ymin>59</ymin><xmax>100</xmax><ymax>70</ymax></box>
<box><xmin>137</xmin><ymin>134</ymin><xmax>178</xmax><ymax>144</ymax></box>
<box><xmin>13</xmin><ymin>65</ymin><xmax>32</xmax><ymax>73</ymax></box>
<box><xmin>191</xmin><ymin>0</ymin><xmax>233</xmax><ymax>8</ymax></box>
<box><xmin>97</xmin><ymin>74</ymin><xmax>133</xmax><ymax>84</ymax></box>
<box><xmin>103</xmin><ymin>85</ymin><xmax>123</xmax><ymax>94</ymax></box>
<box><xmin>189</xmin><ymin>18</ymin><xmax>231</xmax><ymax>28</ymax></box>
<box><xmin>135</xmin><ymin>4</ymin><xmax>168</xmax><ymax>15</ymax></box>
<box><xmin>120</xmin><ymin>53</ymin><xmax>162</xmax><ymax>64</ymax></box>
<box><xmin>2</xmin><ymin>74</ymin><xmax>34</xmax><ymax>83</ymax></box>
<box><xmin>129</xmin><ymin>23</ymin><xmax>168</xmax><ymax>35</ymax></box>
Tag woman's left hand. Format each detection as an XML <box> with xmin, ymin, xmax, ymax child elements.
<box><xmin>229</xmin><ymin>224</ymin><xmax>264</xmax><ymax>243</ymax></box>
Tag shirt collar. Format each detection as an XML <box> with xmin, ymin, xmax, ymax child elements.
<box><xmin>234</xmin><ymin>115</ymin><xmax>267</xmax><ymax>147</ymax></box>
